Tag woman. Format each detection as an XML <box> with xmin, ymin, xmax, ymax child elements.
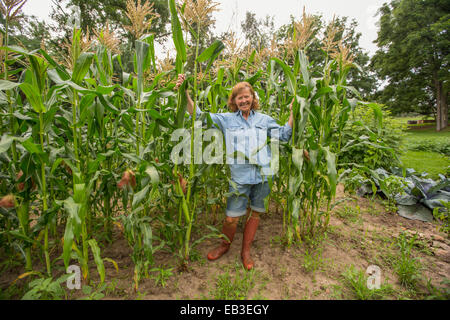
<box><xmin>175</xmin><ymin>74</ymin><xmax>293</xmax><ymax>270</ymax></box>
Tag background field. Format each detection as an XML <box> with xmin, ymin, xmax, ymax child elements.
<box><xmin>399</xmin><ymin>125</ymin><xmax>450</xmax><ymax>179</ymax></box>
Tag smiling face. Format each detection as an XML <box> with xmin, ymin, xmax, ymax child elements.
<box><xmin>227</xmin><ymin>82</ymin><xmax>259</xmax><ymax>113</ymax></box>
<box><xmin>234</xmin><ymin>88</ymin><xmax>254</xmax><ymax>114</ymax></box>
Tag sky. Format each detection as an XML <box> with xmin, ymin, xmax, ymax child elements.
<box><xmin>22</xmin><ymin>0</ymin><xmax>386</xmax><ymax>56</ymax></box>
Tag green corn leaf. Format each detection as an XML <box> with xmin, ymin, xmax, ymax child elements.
<box><xmin>289</xmin><ymin>175</ymin><xmax>301</xmax><ymax>195</ymax></box>
<box><xmin>168</xmin><ymin>0</ymin><xmax>186</xmax><ymax>63</ymax></box>
<box><xmin>73</xmin><ymin>183</ymin><xmax>87</xmax><ymax>205</ymax></box>
<box><xmin>0</xmin><ymin>80</ymin><xmax>20</xmax><ymax>90</ymax></box>
<box><xmin>216</xmin><ymin>68</ymin><xmax>224</xmax><ymax>85</ymax></box>
<box><xmin>312</xmin><ymin>86</ymin><xmax>333</xmax><ymax>101</ymax></box>
<box><xmin>294</xmin><ymin>50</ymin><xmax>301</xmax><ymax>76</ymax></box>
<box><xmin>176</xmin><ymin>81</ymin><xmax>187</xmax><ymax>128</ymax></box>
<box><xmin>21</xmin><ymin>138</ymin><xmax>43</xmax><ymax>155</ymax></box>
<box><xmin>6</xmin><ymin>230</ymin><xmax>38</xmax><ymax>246</ymax></box>
<box><xmin>141</xmin><ymin>224</ymin><xmax>153</xmax><ymax>260</ymax></box>
<box><xmin>0</xmin><ymin>135</ymin><xmax>26</xmax><ymax>153</ymax></box>
<box><xmin>97</xmin><ymin>95</ymin><xmax>119</xmax><ymax>114</ymax></box>
<box><xmin>291</xmin><ymin>198</ymin><xmax>301</xmax><ymax>223</ymax></box>
<box><xmin>62</xmin><ymin>217</ymin><xmax>74</xmax><ymax>269</ymax></box>
<box><xmin>246</xmin><ymin>71</ymin><xmax>263</xmax><ymax>86</ymax></box>
<box><xmin>144</xmin><ymin>34</ymin><xmax>156</xmax><ymax>72</ymax></box>
<box><xmin>28</xmin><ymin>55</ymin><xmax>47</xmax><ymax>94</ymax></box>
<box><xmin>368</xmin><ymin>102</ymin><xmax>383</xmax><ymax>133</ymax></box>
<box><xmin>197</xmin><ymin>40</ymin><xmax>225</xmax><ymax>63</ymax></box>
<box><xmin>0</xmin><ymin>45</ymin><xmax>32</xmax><ymax>56</ymax></box>
<box><xmin>88</xmin><ymin>239</ymin><xmax>105</xmax><ymax>284</ymax></box>
<box><xmin>321</xmin><ymin>146</ymin><xmax>337</xmax><ymax>196</ymax></box>
<box><xmin>19</xmin><ymin>82</ymin><xmax>46</xmax><ymax>113</ymax></box>
<box><xmin>135</xmin><ymin>40</ymin><xmax>150</xmax><ymax>101</ymax></box>
<box><xmin>197</xmin><ymin>40</ymin><xmax>225</xmax><ymax>73</ymax></box>
<box><xmin>72</xmin><ymin>52</ymin><xmax>94</xmax><ymax>85</ymax></box>
<box><xmin>292</xmin><ymin>147</ymin><xmax>305</xmax><ymax>171</ymax></box>
<box><xmin>298</xmin><ymin>50</ymin><xmax>310</xmax><ymax>87</ymax></box>
<box><xmin>145</xmin><ymin>166</ymin><xmax>160</xmax><ymax>186</ymax></box>
<box><xmin>132</xmin><ymin>185</ymin><xmax>150</xmax><ymax>209</ymax></box>
<box><xmin>271</xmin><ymin>57</ymin><xmax>296</xmax><ymax>95</ymax></box>
<box><xmin>309</xmin><ymin>149</ymin><xmax>319</xmax><ymax>168</ymax></box>
<box><xmin>62</xmin><ymin>197</ymin><xmax>81</xmax><ymax>268</ymax></box>
<box><xmin>39</xmin><ymin>49</ymin><xmax>71</xmax><ymax>81</ymax></box>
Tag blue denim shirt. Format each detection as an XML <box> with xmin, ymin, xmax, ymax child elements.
<box><xmin>196</xmin><ymin>107</ymin><xmax>292</xmax><ymax>185</ymax></box>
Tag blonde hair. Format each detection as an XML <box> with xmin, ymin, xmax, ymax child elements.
<box><xmin>227</xmin><ymin>82</ymin><xmax>260</xmax><ymax>112</ymax></box>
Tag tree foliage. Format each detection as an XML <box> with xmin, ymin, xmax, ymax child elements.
<box><xmin>272</xmin><ymin>14</ymin><xmax>376</xmax><ymax>99</ymax></box>
<box><xmin>50</xmin><ymin>0</ymin><xmax>170</xmax><ymax>43</ymax></box>
<box><xmin>240</xmin><ymin>12</ymin><xmax>275</xmax><ymax>49</ymax></box>
<box><xmin>371</xmin><ymin>0</ymin><xmax>449</xmax><ymax>130</ymax></box>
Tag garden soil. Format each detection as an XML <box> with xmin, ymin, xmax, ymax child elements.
<box><xmin>1</xmin><ymin>185</ymin><xmax>449</xmax><ymax>299</ymax></box>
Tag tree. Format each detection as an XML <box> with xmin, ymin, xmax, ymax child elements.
<box><xmin>50</xmin><ymin>0</ymin><xmax>170</xmax><ymax>43</ymax></box>
<box><xmin>371</xmin><ymin>0</ymin><xmax>449</xmax><ymax>130</ymax></box>
<box><xmin>240</xmin><ymin>11</ymin><xmax>275</xmax><ymax>49</ymax></box>
<box><xmin>44</xmin><ymin>0</ymin><xmax>171</xmax><ymax>73</ymax></box>
<box><xmin>275</xmin><ymin>13</ymin><xmax>376</xmax><ymax>99</ymax></box>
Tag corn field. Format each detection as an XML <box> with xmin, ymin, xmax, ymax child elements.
<box><xmin>0</xmin><ymin>0</ymin><xmax>386</xmax><ymax>290</ymax></box>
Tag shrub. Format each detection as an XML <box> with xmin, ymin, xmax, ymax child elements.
<box><xmin>433</xmin><ymin>201</ymin><xmax>450</xmax><ymax>237</ymax></box>
<box><xmin>407</xmin><ymin>139</ymin><xmax>450</xmax><ymax>157</ymax></box>
<box><xmin>339</xmin><ymin>105</ymin><xmax>405</xmax><ymax>170</ymax></box>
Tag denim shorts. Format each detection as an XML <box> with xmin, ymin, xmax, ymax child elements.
<box><xmin>226</xmin><ymin>182</ymin><xmax>271</xmax><ymax>217</ymax></box>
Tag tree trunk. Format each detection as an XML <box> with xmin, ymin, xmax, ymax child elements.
<box><xmin>440</xmin><ymin>84</ymin><xmax>448</xmax><ymax>130</ymax></box>
<box><xmin>435</xmin><ymin>75</ymin><xmax>448</xmax><ymax>131</ymax></box>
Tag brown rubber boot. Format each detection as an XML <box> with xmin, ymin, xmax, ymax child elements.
<box><xmin>241</xmin><ymin>216</ymin><xmax>260</xmax><ymax>270</ymax></box>
<box><xmin>207</xmin><ymin>220</ymin><xmax>237</xmax><ymax>261</ymax></box>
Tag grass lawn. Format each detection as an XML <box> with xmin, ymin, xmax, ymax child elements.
<box><xmin>400</xmin><ymin>126</ymin><xmax>450</xmax><ymax>179</ymax></box>
<box><xmin>403</xmin><ymin>126</ymin><xmax>450</xmax><ymax>143</ymax></box>
<box><xmin>401</xmin><ymin>150</ymin><xmax>449</xmax><ymax>179</ymax></box>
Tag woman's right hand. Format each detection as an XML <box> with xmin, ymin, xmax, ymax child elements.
<box><xmin>175</xmin><ymin>74</ymin><xmax>194</xmax><ymax>114</ymax></box>
<box><xmin>174</xmin><ymin>74</ymin><xmax>186</xmax><ymax>91</ymax></box>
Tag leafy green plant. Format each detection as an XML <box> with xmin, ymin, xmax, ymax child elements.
<box><xmin>425</xmin><ymin>278</ymin><xmax>450</xmax><ymax>300</ymax></box>
<box><xmin>340</xmin><ymin>168</ymin><xmax>377</xmax><ymax>196</ymax></box>
<box><xmin>339</xmin><ymin>105</ymin><xmax>405</xmax><ymax>171</ymax></box>
<box><xmin>21</xmin><ymin>274</ymin><xmax>71</xmax><ymax>300</ymax></box>
<box><xmin>301</xmin><ymin>247</ymin><xmax>324</xmax><ymax>273</ymax></box>
<box><xmin>433</xmin><ymin>201</ymin><xmax>450</xmax><ymax>237</ymax></box>
<box><xmin>150</xmin><ymin>266</ymin><xmax>174</xmax><ymax>288</ymax></box>
<box><xmin>407</xmin><ymin>139</ymin><xmax>450</xmax><ymax>156</ymax></box>
<box><xmin>209</xmin><ymin>264</ymin><xmax>257</xmax><ymax>300</ymax></box>
<box><xmin>341</xmin><ymin>265</ymin><xmax>393</xmax><ymax>300</ymax></box>
<box><xmin>336</xmin><ymin>204</ymin><xmax>361</xmax><ymax>223</ymax></box>
<box><xmin>394</xmin><ymin>232</ymin><xmax>422</xmax><ymax>290</ymax></box>
<box><xmin>379</xmin><ymin>175</ymin><xmax>408</xmax><ymax>213</ymax></box>
<box><xmin>77</xmin><ymin>283</ymin><xmax>107</xmax><ymax>300</ymax></box>
<box><xmin>119</xmin><ymin>212</ymin><xmax>164</xmax><ymax>291</ymax></box>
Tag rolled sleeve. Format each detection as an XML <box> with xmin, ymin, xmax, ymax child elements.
<box><xmin>190</xmin><ymin>106</ymin><xmax>224</xmax><ymax>132</ymax></box>
<box><xmin>188</xmin><ymin>106</ymin><xmax>203</xmax><ymax>119</ymax></box>
<box><xmin>195</xmin><ymin>106</ymin><xmax>203</xmax><ymax>118</ymax></box>
<box><xmin>266</xmin><ymin>116</ymin><xmax>292</xmax><ymax>142</ymax></box>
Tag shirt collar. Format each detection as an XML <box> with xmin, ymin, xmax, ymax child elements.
<box><xmin>236</xmin><ymin>109</ymin><xmax>255</xmax><ymax>117</ymax></box>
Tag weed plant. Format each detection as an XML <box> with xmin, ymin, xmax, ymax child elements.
<box><xmin>209</xmin><ymin>263</ymin><xmax>257</xmax><ymax>300</ymax></box>
<box><xmin>394</xmin><ymin>233</ymin><xmax>422</xmax><ymax>290</ymax></box>
<box><xmin>341</xmin><ymin>265</ymin><xmax>393</xmax><ymax>300</ymax></box>
<box><xmin>433</xmin><ymin>201</ymin><xmax>450</xmax><ymax>237</ymax></box>
<box><xmin>336</xmin><ymin>204</ymin><xmax>362</xmax><ymax>223</ymax></box>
